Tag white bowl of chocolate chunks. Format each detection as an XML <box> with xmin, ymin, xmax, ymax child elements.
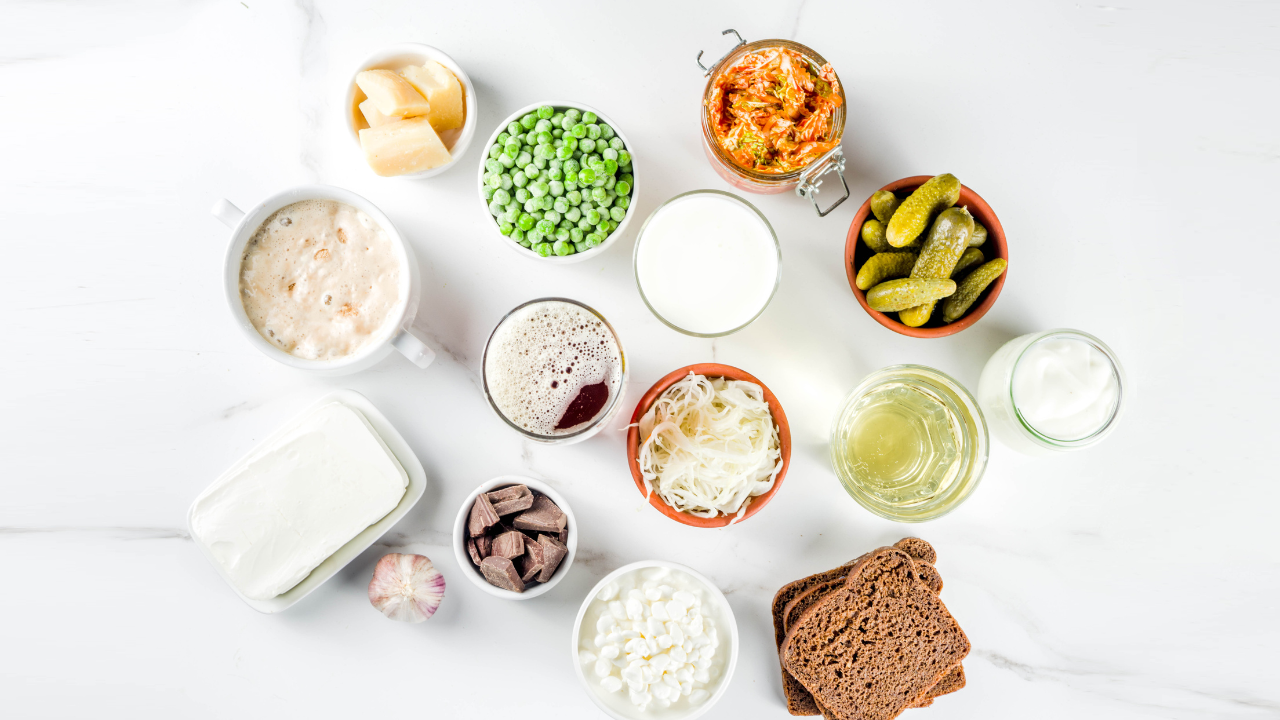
<box><xmin>452</xmin><ymin>475</ymin><xmax>577</xmax><ymax>600</ymax></box>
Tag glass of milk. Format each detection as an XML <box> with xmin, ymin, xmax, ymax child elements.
<box><xmin>633</xmin><ymin>190</ymin><xmax>781</xmax><ymax>337</ymax></box>
<box><xmin>977</xmin><ymin>329</ymin><xmax>1127</xmax><ymax>455</ymax></box>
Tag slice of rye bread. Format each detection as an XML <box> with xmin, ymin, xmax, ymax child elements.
<box><xmin>894</xmin><ymin>537</ymin><xmax>937</xmax><ymax>565</ymax></box>
<box><xmin>782</xmin><ymin>566</ymin><xmax>960</xmax><ymax>715</ymax></box>
<box><xmin>780</xmin><ymin>548</ymin><xmax>971</xmax><ymax>720</ymax></box>
<box><xmin>772</xmin><ymin>556</ymin><xmax>868</xmax><ymax>715</ymax></box>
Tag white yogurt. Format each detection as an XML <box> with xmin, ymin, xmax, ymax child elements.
<box><xmin>1012</xmin><ymin>338</ymin><xmax>1120</xmax><ymax>441</ymax></box>
<box><xmin>634</xmin><ymin>192</ymin><xmax>778</xmax><ymax>335</ymax></box>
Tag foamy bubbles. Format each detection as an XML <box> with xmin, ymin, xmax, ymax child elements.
<box><xmin>484</xmin><ymin>300</ymin><xmax>623</xmax><ymax>438</ymax></box>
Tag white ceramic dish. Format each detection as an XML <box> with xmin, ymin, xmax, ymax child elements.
<box><xmin>476</xmin><ymin>101</ymin><xmax>640</xmax><ymax>264</ymax></box>
<box><xmin>211</xmin><ymin>185</ymin><xmax>435</xmax><ymax>375</ymax></box>
<box><xmin>570</xmin><ymin>560</ymin><xmax>739</xmax><ymax>720</ymax></box>
<box><xmin>187</xmin><ymin>389</ymin><xmax>427</xmax><ymax>613</ymax></box>
<box><xmin>345</xmin><ymin>43</ymin><xmax>479</xmax><ymax>180</ymax></box>
<box><xmin>451</xmin><ymin>475</ymin><xmax>578</xmax><ymax>600</ymax></box>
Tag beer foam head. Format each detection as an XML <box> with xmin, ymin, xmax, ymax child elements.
<box><xmin>484</xmin><ymin>300</ymin><xmax>623</xmax><ymax>436</ymax></box>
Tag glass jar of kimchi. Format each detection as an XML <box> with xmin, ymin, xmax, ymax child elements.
<box><xmin>699</xmin><ymin>32</ymin><xmax>849</xmax><ymax>216</ymax></box>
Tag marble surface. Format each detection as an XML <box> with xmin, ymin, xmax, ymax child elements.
<box><xmin>3</xmin><ymin>1</ymin><xmax>1277</xmax><ymax>717</ymax></box>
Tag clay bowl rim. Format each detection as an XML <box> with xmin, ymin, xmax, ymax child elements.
<box><xmin>625</xmin><ymin>363</ymin><xmax>791</xmax><ymax>528</ymax></box>
<box><xmin>844</xmin><ymin>176</ymin><xmax>1009</xmax><ymax>338</ymax></box>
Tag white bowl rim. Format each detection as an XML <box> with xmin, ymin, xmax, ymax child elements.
<box><xmin>345</xmin><ymin>42</ymin><xmax>479</xmax><ymax>180</ymax></box>
<box><xmin>569</xmin><ymin>559</ymin><xmax>740</xmax><ymax>720</ymax></box>
<box><xmin>476</xmin><ymin>100</ymin><xmax>640</xmax><ymax>264</ymax></box>
<box><xmin>451</xmin><ymin>474</ymin><xmax>578</xmax><ymax>600</ymax></box>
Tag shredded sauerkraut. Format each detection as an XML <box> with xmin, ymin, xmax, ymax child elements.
<box><xmin>637</xmin><ymin>373</ymin><xmax>782</xmax><ymax>520</ymax></box>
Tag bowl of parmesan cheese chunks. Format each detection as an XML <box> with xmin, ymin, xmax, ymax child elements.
<box><xmin>345</xmin><ymin>43</ymin><xmax>479</xmax><ymax>178</ymax></box>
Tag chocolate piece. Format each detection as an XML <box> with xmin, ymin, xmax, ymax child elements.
<box><xmin>480</xmin><ymin>556</ymin><xmax>525</xmax><ymax>593</ymax></box>
<box><xmin>466</xmin><ymin>537</ymin><xmax>481</xmax><ymax>566</ymax></box>
<box><xmin>536</xmin><ymin>534</ymin><xmax>567</xmax><ymax>583</ymax></box>
<box><xmin>513</xmin><ymin>495</ymin><xmax>567</xmax><ymax>533</ymax></box>
<box><xmin>476</xmin><ymin>534</ymin><xmax>492</xmax><ymax>559</ymax></box>
<box><xmin>491</xmin><ymin>530</ymin><xmax>525</xmax><ymax>560</ymax></box>
<box><xmin>520</xmin><ymin>539</ymin><xmax>545</xmax><ymax>582</ymax></box>
<box><xmin>467</xmin><ymin>493</ymin><xmax>500</xmax><ymax>537</ymax></box>
<box><xmin>558</xmin><ymin>528</ymin><xmax>568</xmax><ymax>545</ymax></box>
<box><xmin>487</xmin><ymin>484</ymin><xmax>534</xmax><ymax>515</ymax></box>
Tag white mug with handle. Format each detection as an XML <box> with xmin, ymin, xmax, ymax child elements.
<box><xmin>213</xmin><ymin>185</ymin><xmax>435</xmax><ymax>375</ymax></box>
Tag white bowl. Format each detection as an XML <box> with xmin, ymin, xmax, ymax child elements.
<box><xmin>210</xmin><ymin>185</ymin><xmax>436</xmax><ymax>375</ymax></box>
<box><xmin>451</xmin><ymin>475</ymin><xmax>578</xmax><ymax>600</ymax></box>
<box><xmin>187</xmin><ymin>389</ymin><xmax>428</xmax><ymax>613</ymax></box>
<box><xmin>476</xmin><ymin>101</ymin><xmax>640</xmax><ymax>264</ymax></box>
<box><xmin>344</xmin><ymin>43</ymin><xmax>479</xmax><ymax>180</ymax></box>
<box><xmin>570</xmin><ymin>560</ymin><xmax>739</xmax><ymax>720</ymax></box>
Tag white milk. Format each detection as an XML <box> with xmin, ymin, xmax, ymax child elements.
<box><xmin>635</xmin><ymin>193</ymin><xmax>778</xmax><ymax>335</ymax></box>
<box><xmin>1012</xmin><ymin>337</ymin><xmax>1120</xmax><ymax>441</ymax></box>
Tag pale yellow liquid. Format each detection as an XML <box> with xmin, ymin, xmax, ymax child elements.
<box><xmin>833</xmin><ymin>381</ymin><xmax>963</xmax><ymax>507</ymax></box>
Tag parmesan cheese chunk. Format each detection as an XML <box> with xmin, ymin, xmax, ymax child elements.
<box><xmin>359</xmin><ymin>116</ymin><xmax>451</xmax><ymax>176</ymax></box>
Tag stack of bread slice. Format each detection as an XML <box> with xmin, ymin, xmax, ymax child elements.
<box><xmin>771</xmin><ymin>539</ymin><xmax>969</xmax><ymax>719</ymax></box>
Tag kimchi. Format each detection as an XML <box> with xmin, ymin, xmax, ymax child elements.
<box><xmin>706</xmin><ymin>47</ymin><xmax>843</xmax><ymax>175</ymax></box>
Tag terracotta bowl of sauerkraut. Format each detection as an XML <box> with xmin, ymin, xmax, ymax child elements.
<box><xmin>626</xmin><ymin>363</ymin><xmax>791</xmax><ymax>528</ymax></box>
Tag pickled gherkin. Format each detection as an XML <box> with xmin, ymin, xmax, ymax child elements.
<box><xmin>970</xmin><ymin>220</ymin><xmax>988</xmax><ymax>248</ymax></box>
<box><xmin>870</xmin><ymin>190</ymin><xmax>902</xmax><ymax>224</ymax></box>
<box><xmin>866</xmin><ymin>278</ymin><xmax>956</xmax><ymax>313</ymax></box>
<box><xmin>912</xmin><ymin>207</ymin><xmax>975</xmax><ymax>280</ymax></box>
<box><xmin>942</xmin><ymin>257</ymin><xmax>1006</xmax><ymax>322</ymax></box>
<box><xmin>951</xmin><ymin>247</ymin><xmax>984</xmax><ymax>278</ymax></box>
<box><xmin>886</xmin><ymin>173</ymin><xmax>961</xmax><ymax>248</ymax></box>
<box><xmin>856</xmin><ymin>252</ymin><xmax>917</xmax><ymax>290</ymax></box>
<box><xmin>861</xmin><ymin>219</ymin><xmax>893</xmax><ymax>253</ymax></box>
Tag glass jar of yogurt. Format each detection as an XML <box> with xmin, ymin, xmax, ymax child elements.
<box><xmin>977</xmin><ymin>329</ymin><xmax>1126</xmax><ymax>455</ymax></box>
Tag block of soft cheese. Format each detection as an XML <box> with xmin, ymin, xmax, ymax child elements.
<box><xmin>355</xmin><ymin>69</ymin><xmax>430</xmax><ymax>117</ymax></box>
<box><xmin>190</xmin><ymin>402</ymin><xmax>408</xmax><ymax>600</ymax></box>
<box><xmin>399</xmin><ymin>61</ymin><xmax>464</xmax><ymax>131</ymax></box>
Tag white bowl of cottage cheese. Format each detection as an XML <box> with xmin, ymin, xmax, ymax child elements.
<box><xmin>211</xmin><ymin>185</ymin><xmax>434</xmax><ymax>375</ymax></box>
<box><xmin>571</xmin><ymin>561</ymin><xmax>738</xmax><ymax>720</ymax></box>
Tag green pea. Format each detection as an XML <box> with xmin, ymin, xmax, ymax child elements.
<box><xmin>550</xmin><ymin>112</ymin><xmax>565</xmax><ymax>126</ymax></box>
<box><xmin>537</xmin><ymin>105</ymin><xmax>554</xmax><ymax>120</ymax></box>
<box><xmin>511</xmin><ymin>227</ymin><xmax>524</xmax><ymax>242</ymax></box>
<box><xmin>488</xmin><ymin>144</ymin><xmax>503</xmax><ymax>160</ymax></box>
<box><xmin>584</xmin><ymin>124</ymin><xmax>600</xmax><ymax>140</ymax></box>
<box><xmin>530</xmin><ymin>210</ymin><xmax>543</xmax><ymax>221</ymax></box>
<box><xmin>556</xmin><ymin>145</ymin><xmax>573</xmax><ymax>160</ymax></box>
<box><xmin>556</xmin><ymin>227</ymin><xmax>571</xmax><ymax>242</ymax></box>
<box><xmin>541</xmin><ymin>195</ymin><xmax>556</xmax><ymax>211</ymax></box>
<box><xmin>584</xmin><ymin>233</ymin><xmax>603</xmax><ymax>248</ymax></box>
<box><xmin>565</xmin><ymin>108</ymin><xmax>581</xmax><ymax>121</ymax></box>
<box><xmin>560</xmin><ymin>116</ymin><xmax>575</xmax><ymax>131</ymax></box>
<box><xmin>579</xmin><ymin>167</ymin><xmax>597</xmax><ymax>184</ymax></box>
<box><xmin>528</xmin><ymin>181</ymin><xmax>547</xmax><ymax>198</ymax></box>
<box><xmin>565</xmin><ymin>207</ymin><xmax>582</xmax><ymax>222</ymax></box>
<box><xmin>482</xmin><ymin>185</ymin><xmax>496</xmax><ymax>200</ymax></box>
<box><xmin>484</xmin><ymin>157</ymin><xmax>500</xmax><ymax>174</ymax></box>
<box><xmin>523</xmin><ymin>198</ymin><xmax>539</xmax><ymax>213</ymax></box>
<box><xmin>615</xmin><ymin>195</ymin><xmax>630</xmax><ymax>209</ymax></box>
<box><xmin>582</xmin><ymin>111</ymin><xmax>597</xmax><ymax>124</ymax></box>
<box><xmin>611</xmin><ymin>138</ymin><xmax>625</xmax><ymax>151</ymax></box>
<box><xmin>602</xmin><ymin>159</ymin><xmax>617</xmax><ymax>176</ymax></box>
<box><xmin>535</xmin><ymin>218</ymin><xmax>554</xmax><ymax>235</ymax></box>
<box><xmin>571</xmin><ymin>123</ymin><xmax>587</xmax><ymax>138</ymax></box>
<box><xmin>498</xmin><ymin>221</ymin><xmax>514</xmax><ymax>236</ymax></box>
<box><xmin>600</xmin><ymin>124</ymin><xmax>615</xmax><ymax>140</ymax></box>
<box><xmin>578</xmin><ymin>218</ymin><xmax>592</xmax><ymax>230</ymax></box>
<box><xmin>536</xmin><ymin>131</ymin><xmax>553</xmax><ymax>145</ymax></box>
<box><xmin>580</xmin><ymin>138</ymin><xmax>596</xmax><ymax>153</ymax></box>
<box><xmin>590</xmin><ymin>186</ymin><xmax>607</xmax><ymax>203</ymax></box>
<box><xmin>520</xmin><ymin>113</ymin><xmax>537</xmax><ymax>129</ymax></box>
<box><xmin>563</xmin><ymin>170</ymin><xmax>579</xmax><ymax>184</ymax></box>
<box><xmin>533</xmin><ymin>156</ymin><xmax>548</xmax><ymax>169</ymax></box>
<box><xmin>515</xmin><ymin>151</ymin><xmax>532</xmax><ymax>168</ymax></box>
<box><xmin>502</xmin><ymin>209</ymin><xmax>520</xmax><ymax>224</ymax></box>
<box><xmin>497</xmin><ymin>153</ymin><xmax>515</xmax><ymax>169</ymax></box>
<box><xmin>512</xmin><ymin>171</ymin><xmax>528</xmax><ymax>188</ymax></box>
<box><xmin>619</xmin><ymin>173</ymin><xmax>633</xmax><ymax>186</ymax></box>
<box><xmin>500</xmin><ymin>173</ymin><xmax>513</xmax><ymax>190</ymax></box>
<box><xmin>544</xmin><ymin>210</ymin><xmax>561</xmax><ymax>225</ymax></box>
<box><xmin>549</xmin><ymin>180</ymin><xmax>565</xmax><ymax>196</ymax></box>
<box><xmin>564</xmin><ymin>158</ymin><xmax>580</xmax><ymax>174</ymax></box>
<box><xmin>486</xmin><ymin>174</ymin><xmax>502</xmax><ymax>189</ymax></box>
<box><xmin>586</xmin><ymin>208</ymin><xmax>602</xmax><ymax>225</ymax></box>
<box><xmin>615</xmin><ymin>180</ymin><xmax>630</xmax><ymax>196</ymax></box>
<box><xmin>487</xmin><ymin>200</ymin><xmax>503</xmax><ymax>216</ymax></box>
<box><xmin>562</xmin><ymin>136</ymin><xmax>578</xmax><ymax>152</ymax></box>
<box><xmin>535</xmin><ymin>119</ymin><xmax>553</xmax><ymax>134</ymax></box>
<box><xmin>573</xmin><ymin>240</ymin><xmax>587</xmax><ymax>253</ymax></box>
<box><xmin>507</xmin><ymin>121</ymin><xmax>522</xmax><ymax>135</ymax></box>
<box><xmin>566</xmin><ymin>190</ymin><xmax>582</xmax><ymax>205</ymax></box>
<box><xmin>515</xmin><ymin>187</ymin><xmax>531</xmax><ymax>203</ymax></box>
<box><xmin>552</xmin><ymin>128</ymin><xmax>564</xmax><ymax>138</ymax></box>
<box><xmin>552</xmin><ymin>240</ymin><xmax>572</xmax><ymax>256</ymax></box>
<box><xmin>597</xmin><ymin>194</ymin><xmax>615</xmax><ymax>209</ymax></box>
<box><xmin>493</xmin><ymin>188</ymin><xmax>511</xmax><ymax>205</ymax></box>
<box><xmin>526</xmin><ymin>228</ymin><xmax>543</xmax><ymax>245</ymax></box>
<box><xmin>564</xmin><ymin>180</ymin><xmax>578</xmax><ymax>191</ymax></box>
<box><xmin>609</xmin><ymin>206</ymin><xmax>626</xmax><ymax>222</ymax></box>
<box><xmin>534</xmin><ymin>242</ymin><xmax>553</xmax><ymax>257</ymax></box>
<box><xmin>539</xmin><ymin>144</ymin><xmax>558</xmax><ymax>160</ymax></box>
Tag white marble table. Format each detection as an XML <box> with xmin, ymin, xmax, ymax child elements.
<box><xmin>3</xmin><ymin>1</ymin><xmax>1277</xmax><ymax>717</ymax></box>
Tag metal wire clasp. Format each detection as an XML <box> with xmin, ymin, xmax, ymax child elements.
<box><xmin>697</xmin><ymin>29</ymin><xmax>746</xmax><ymax>75</ymax></box>
<box><xmin>796</xmin><ymin>148</ymin><xmax>850</xmax><ymax>217</ymax></box>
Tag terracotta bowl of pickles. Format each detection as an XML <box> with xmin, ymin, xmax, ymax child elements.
<box><xmin>844</xmin><ymin>175</ymin><xmax>1009</xmax><ymax>338</ymax></box>
<box><xmin>625</xmin><ymin>363</ymin><xmax>791</xmax><ymax>528</ymax></box>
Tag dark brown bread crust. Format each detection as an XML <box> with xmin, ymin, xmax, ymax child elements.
<box><xmin>894</xmin><ymin>537</ymin><xmax>937</xmax><ymax>565</ymax></box>
<box><xmin>780</xmin><ymin>548</ymin><xmax>971</xmax><ymax>720</ymax></box>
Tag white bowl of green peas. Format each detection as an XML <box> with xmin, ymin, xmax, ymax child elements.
<box><xmin>478</xmin><ymin>102</ymin><xmax>638</xmax><ymax>263</ymax></box>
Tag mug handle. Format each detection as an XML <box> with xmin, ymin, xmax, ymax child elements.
<box><xmin>212</xmin><ymin>199</ymin><xmax>245</xmax><ymax>228</ymax></box>
<box><xmin>392</xmin><ymin>326</ymin><xmax>437</xmax><ymax>369</ymax></box>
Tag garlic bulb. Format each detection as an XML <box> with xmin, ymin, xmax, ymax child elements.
<box><xmin>368</xmin><ymin>553</ymin><xmax>445</xmax><ymax>622</ymax></box>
